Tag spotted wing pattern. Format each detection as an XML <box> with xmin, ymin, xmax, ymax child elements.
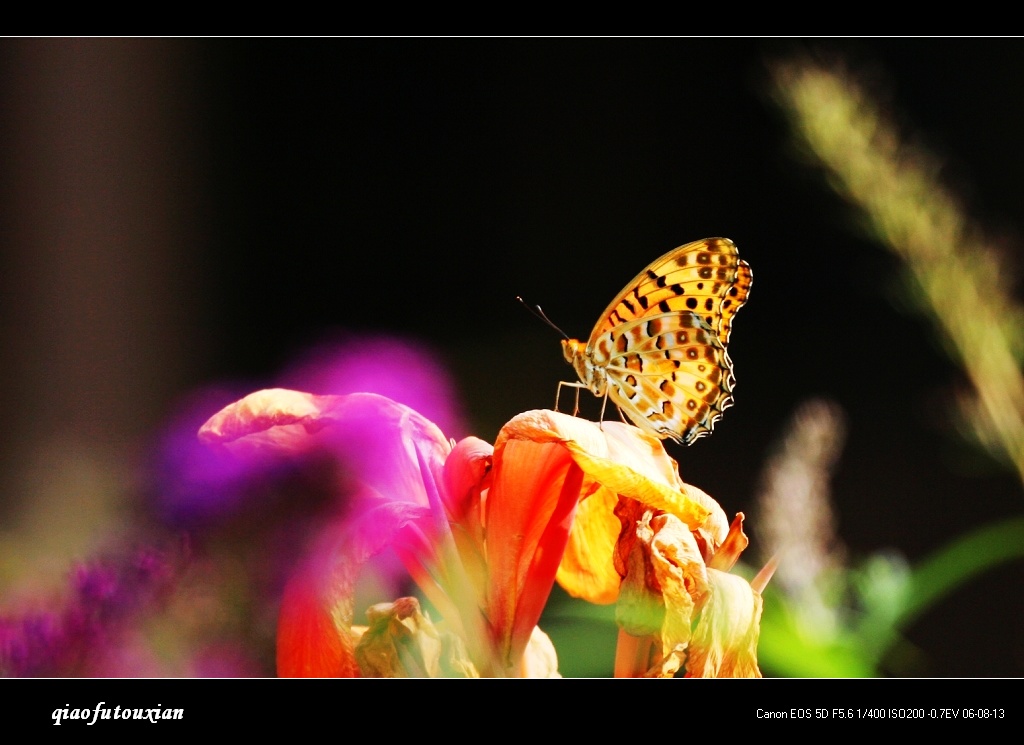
<box><xmin>564</xmin><ymin>237</ymin><xmax>752</xmax><ymax>445</ymax></box>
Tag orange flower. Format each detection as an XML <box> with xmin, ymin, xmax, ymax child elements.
<box><xmin>504</xmin><ymin>410</ymin><xmax>765</xmax><ymax>678</ymax></box>
<box><xmin>198</xmin><ymin>390</ymin><xmax>763</xmax><ymax>677</ymax></box>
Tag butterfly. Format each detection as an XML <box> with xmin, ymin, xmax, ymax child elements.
<box><xmin>559</xmin><ymin>237</ymin><xmax>752</xmax><ymax>445</ymax></box>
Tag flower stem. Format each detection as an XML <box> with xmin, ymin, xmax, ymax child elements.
<box><xmin>613</xmin><ymin>629</ymin><xmax>654</xmax><ymax>678</ymax></box>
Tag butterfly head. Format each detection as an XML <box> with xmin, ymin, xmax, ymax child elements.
<box><xmin>561</xmin><ymin>338</ymin><xmax>583</xmax><ymax>365</ymax></box>
<box><xmin>562</xmin><ymin>338</ymin><xmax>606</xmax><ymax>396</ymax></box>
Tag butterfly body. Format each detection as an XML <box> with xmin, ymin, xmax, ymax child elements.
<box><xmin>561</xmin><ymin>237</ymin><xmax>751</xmax><ymax>445</ymax></box>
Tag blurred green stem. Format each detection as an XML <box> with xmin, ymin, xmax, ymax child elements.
<box><xmin>900</xmin><ymin>516</ymin><xmax>1024</xmax><ymax>627</ymax></box>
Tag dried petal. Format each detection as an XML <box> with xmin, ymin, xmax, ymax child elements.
<box><xmin>354</xmin><ymin>597</ymin><xmax>479</xmax><ymax>678</ymax></box>
<box><xmin>685</xmin><ymin>569</ymin><xmax>763</xmax><ymax>678</ymax></box>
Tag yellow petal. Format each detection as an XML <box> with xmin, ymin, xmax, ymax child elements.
<box><xmin>567</xmin><ymin>424</ymin><xmax>712</xmax><ymax>528</ymax></box>
<box><xmin>556</xmin><ymin>487</ymin><xmax>622</xmax><ymax>603</ymax></box>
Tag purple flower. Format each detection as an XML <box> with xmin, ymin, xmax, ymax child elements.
<box><xmin>0</xmin><ymin>546</ymin><xmax>179</xmax><ymax>677</ymax></box>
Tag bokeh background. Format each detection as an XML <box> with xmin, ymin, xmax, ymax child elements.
<box><xmin>0</xmin><ymin>37</ymin><xmax>1021</xmax><ymax>677</ymax></box>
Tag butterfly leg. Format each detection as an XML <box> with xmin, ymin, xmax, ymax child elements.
<box><xmin>556</xmin><ymin>381</ymin><xmax>586</xmax><ymax>415</ymax></box>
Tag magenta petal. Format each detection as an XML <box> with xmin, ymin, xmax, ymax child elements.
<box><xmin>199</xmin><ymin>389</ymin><xmax>452</xmax><ymax>510</ymax></box>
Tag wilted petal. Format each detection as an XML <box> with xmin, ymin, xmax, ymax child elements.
<box><xmin>709</xmin><ymin>512</ymin><xmax>750</xmax><ymax>572</ymax></box>
<box><xmin>645</xmin><ymin>512</ymin><xmax>708</xmax><ymax>677</ymax></box>
<box><xmin>612</xmin><ymin>506</ymin><xmax>709</xmax><ymax>677</ymax></box>
<box><xmin>685</xmin><ymin>568</ymin><xmax>763</xmax><ymax>678</ymax></box>
<box><xmin>569</xmin><ymin>423</ymin><xmax>712</xmax><ymax>528</ymax></box>
<box><xmin>353</xmin><ymin>597</ymin><xmax>479</xmax><ymax>678</ymax></box>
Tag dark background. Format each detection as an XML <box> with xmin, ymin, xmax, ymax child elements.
<box><xmin>1</xmin><ymin>38</ymin><xmax>1021</xmax><ymax>677</ymax></box>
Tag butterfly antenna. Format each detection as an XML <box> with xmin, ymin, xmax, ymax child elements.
<box><xmin>516</xmin><ymin>296</ymin><xmax>570</xmax><ymax>340</ymax></box>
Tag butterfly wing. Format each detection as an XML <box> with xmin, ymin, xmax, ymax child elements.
<box><xmin>590</xmin><ymin>237</ymin><xmax>752</xmax><ymax>344</ymax></box>
<box><xmin>591</xmin><ymin>311</ymin><xmax>735</xmax><ymax>444</ymax></box>
<box><xmin>582</xmin><ymin>237</ymin><xmax>751</xmax><ymax>444</ymax></box>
